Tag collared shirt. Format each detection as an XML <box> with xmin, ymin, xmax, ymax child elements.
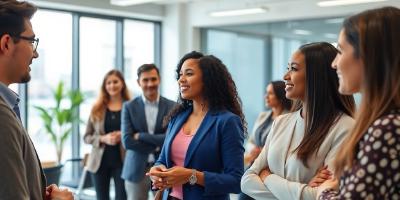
<box><xmin>141</xmin><ymin>95</ymin><xmax>160</xmax><ymax>135</ymax></box>
<box><xmin>142</xmin><ymin>95</ymin><xmax>160</xmax><ymax>163</ymax></box>
<box><xmin>0</xmin><ymin>82</ymin><xmax>20</xmax><ymax>119</ymax></box>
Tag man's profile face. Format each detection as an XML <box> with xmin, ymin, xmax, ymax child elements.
<box><xmin>10</xmin><ymin>19</ymin><xmax>38</xmax><ymax>84</ymax></box>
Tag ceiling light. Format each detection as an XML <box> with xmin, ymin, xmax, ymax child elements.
<box><xmin>110</xmin><ymin>0</ymin><xmax>161</xmax><ymax>6</ymax></box>
<box><xmin>293</xmin><ymin>29</ymin><xmax>312</xmax><ymax>35</ymax></box>
<box><xmin>210</xmin><ymin>7</ymin><xmax>267</xmax><ymax>17</ymax></box>
<box><xmin>317</xmin><ymin>0</ymin><xmax>387</xmax><ymax>7</ymax></box>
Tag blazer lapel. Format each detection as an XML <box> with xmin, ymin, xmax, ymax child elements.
<box><xmin>184</xmin><ymin>111</ymin><xmax>216</xmax><ymax>167</ymax></box>
<box><xmin>164</xmin><ymin>109</ymin><xmax>191</xmax><ymax>167</ymax></box>
<box><xmin>155</xmin><ymin>97</ymin><xmax>166</xmax><ymax>132</ymax></box>
<box><xmin>277</xmin><ymin>113</ymin><xmax>298</xmax><ymax>177</ymax></box>
<box><xmin>137</xmin><ymin>98</ymin><xmax>148</xmax><ymax>132</ymax></box>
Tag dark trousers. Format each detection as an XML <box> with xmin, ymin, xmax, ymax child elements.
<box><xmin>91</xmin><ymin>165</ymin><xmax>127</xmax><ymax>200</ymax></box>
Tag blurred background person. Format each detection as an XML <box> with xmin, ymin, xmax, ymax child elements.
<box><xmin>241</xmin><ymin>42</ymin><xmax>355</xmax><ymax>200</ymax></box>
<box><xmin>84</xmin><ymin>69</ymin><xmax>130</xmax><ymax>200</ymax></box>
<box><xmin>318</xmin><ymin>6</ymin><xmax>400</xmax><ymax>199</ymax></box>
<box><xmin>148</xmin><ymin>51</ymin><xmax>246</xmax><ymax>200</ymax></box>
<box><xmin>240</xmin><ymin>80</ymin><xmax>292</xmax><ymax>200</ymax></box>
<box><xmin>244</xmin><ymin>80</ymin><xmax>292</xmax><ymax>167</ymax></box>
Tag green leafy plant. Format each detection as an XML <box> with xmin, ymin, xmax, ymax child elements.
<box><xmin>34</xmin><ymin>81</ymin><xmax>84</xmax><ymax>164</ymax></box>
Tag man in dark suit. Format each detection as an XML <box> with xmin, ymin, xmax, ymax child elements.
<box><xmin>121</xmin><ymin>64</ymin><xmax>175</xmax><ymax>200</ymax></box>
<box><xmin>0</xmin><ymin>1</ymin><xmax>73</xmax><ymax>199</ymax></box>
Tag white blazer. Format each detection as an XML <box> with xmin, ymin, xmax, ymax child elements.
<box><xmin>241</xmin><ymin>110</ymin><xmax>354</xmax><ymax>200</ymax></box>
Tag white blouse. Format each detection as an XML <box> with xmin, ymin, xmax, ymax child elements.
<box><xmin>241</xmin><ymin>110</ymin><xmax>354</xmax><ymax>200</ymax></box>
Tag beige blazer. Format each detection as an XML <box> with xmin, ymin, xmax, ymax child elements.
<box><xmin>241</xmin><ymin>110</ymin><xmax>354</xmax><ymax>200</ymax></box>
<box><xmin>84</xmin><ymin>113</ymin><xmax>125</xmax><ymax>173</ymax></box>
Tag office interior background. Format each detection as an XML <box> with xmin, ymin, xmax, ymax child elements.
<box><xmin>12</xmin><ymin>0</ymin><xmax>400</xmax><ymax>197</ymax></box>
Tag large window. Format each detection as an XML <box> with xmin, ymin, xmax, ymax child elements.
<box><xmin>124</xmin><ymin>19</ymin><xmax>155</xmax><ymax>97</ymax></box>
<box><xmin>29</xmin><ymin>10</ymin><xmax>73</xmax><ymax>162</ymax></box>
<box><xmin>79</xmin><ymin>17</ymin><xmax>117</xmax><ymax>156</ymax></box>
<box><xmin>204</xmin><ymin>30</ymin><xmax>266</xmax><ymax>129</ymax></box>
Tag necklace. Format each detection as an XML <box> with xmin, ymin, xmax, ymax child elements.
<box><xmin>109</xmin><ymin>110</ymin><xmax>119</xmax><ymax>120</ymax></box>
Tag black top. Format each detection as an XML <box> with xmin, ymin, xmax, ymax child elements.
<box><xmin>320</xmin><ymin>109</ymin><xmax>400</xmax><ymax>199</ymax></box>
<box><xmin>101</xmin><ymin>109</ymin><xmax>122</xmax><ymax>168</ymax></box>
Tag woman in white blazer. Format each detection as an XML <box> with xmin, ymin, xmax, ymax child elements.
<box><xmin>241</xmin><ymin>42</ymin><xmax>355</xmax><ymax>200</ymax></box>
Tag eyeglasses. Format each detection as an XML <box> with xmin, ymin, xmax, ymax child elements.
<box><xmin>11</xmin><ymin>35</ymin><xmax>39</xmax><ymax>52</ymax></box>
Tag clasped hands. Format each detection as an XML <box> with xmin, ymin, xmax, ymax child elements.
<box><xmin>146</xmin><ymin>165</ymin><xmax>192</xmax><ymax>190</ymax></box>
<box><xmin>101</xmin><ymin>131</ymin><xmax>121</xmax><ymax>145</ymax></box>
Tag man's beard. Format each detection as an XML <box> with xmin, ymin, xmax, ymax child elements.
<box><xmin>20</xmin><ymin>73</ymin><xmax>31</xmax><ymax>83</ymax></box>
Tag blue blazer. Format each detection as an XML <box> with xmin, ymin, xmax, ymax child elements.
<box><xmin>121</xmin><ymin>96</ymin><xmax>175</xmax><ymax>182</ymax></box>
<box><xmin>156</xmin><ymin>108</ymin><xmax>245</xmax><ymax>200</ymax></box>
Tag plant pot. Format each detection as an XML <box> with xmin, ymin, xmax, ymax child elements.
<box><xmin>42</xmin><ymin>162</ymin><xmax>63</xmax><ymax>185</ymax></box>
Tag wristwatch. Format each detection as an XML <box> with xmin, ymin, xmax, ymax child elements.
<box><xmin>188</xmin><ymin>169</ymin><xmax>197</xmax><ymax>185</ymax></box>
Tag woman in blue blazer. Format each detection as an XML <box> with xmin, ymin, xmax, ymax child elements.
<box><xmin>147</xmin><ymin>51</ymin><xmax>246</xmax><ymax>200</ymax></box>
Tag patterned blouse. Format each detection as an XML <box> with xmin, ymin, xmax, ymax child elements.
<box><xmin>320</xmin><ymin>109</ymin><xmax>400</xmax><ymax>199</ymax></box>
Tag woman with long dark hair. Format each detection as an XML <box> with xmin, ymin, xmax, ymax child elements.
<box><xmin>318</xmin><ymin>7</ymin><xmax>400</xmax><ymax>199</ymax></box>
<box><xmin>147</xmin><ymin>51</ymin><xmax>246</xmax><ymax>200</ymax></box>
<box><xmin>84</xmin><ymin>69</ymin><xmax>130</xmax><ymax>200</ymax></box>
<box><xmin>241</xmin><ymin>42</ymin><xmax>355</xmax><ymax>200</ymax></box>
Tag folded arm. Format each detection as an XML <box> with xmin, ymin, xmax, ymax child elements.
<box><xmin>121</xmin><ymin>103</ymin><xmax>156</xmax><ymax>153</ymax></box>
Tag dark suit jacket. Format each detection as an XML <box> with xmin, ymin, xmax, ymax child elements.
<box><xmin>0</xmin><ymin>96</ymin><xmax>46</xmax><ymax>200</ymax></box>
<box><xmin>156</xmin><ymin>108</ymin><xmax>245</xmax><ymax>200</ymax></box>
<box><xmin>121</xmin><ymin>96</ymin><xmax>175</xmax><ymax>182</ymax></box>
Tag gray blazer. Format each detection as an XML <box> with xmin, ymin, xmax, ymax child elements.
<box><xmin>84</xmin><ymin>112</ymin><xmax>125</xmax><ymax>173</ymax></box>
<box><xmin>0</xmin><ymin>96</ymin><xmax>46</xmax><ymax>200</ymax></box>
<box><xmin>249</xmin><ymin>111</ymin><xmax>272</xmax><ymax>146</ymax></box>
<box><xmin>241</xmin><ymin>110</ymin><xmax>354</xmax><ymax>200</ymax></box>
<box><xmin>121</xmin><ymin>96</ymin><xmax>175</xmax><ymax>182</ymax></box>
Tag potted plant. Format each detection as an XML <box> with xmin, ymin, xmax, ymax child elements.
<box><xmin>34</xmin><ymin>81</ymin><xmax>84</xmax><ymax>184</ymax></box>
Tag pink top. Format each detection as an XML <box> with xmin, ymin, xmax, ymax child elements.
<box><xmin>170</xmin><ymin>128</ymin><xmax>194</xmax><ymax>200</ymax></box>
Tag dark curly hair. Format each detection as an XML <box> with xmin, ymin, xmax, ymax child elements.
<box><xmin>165</xmin><ymin>51</ymin><xmax>247</xmax><ymax>134</ymax></box>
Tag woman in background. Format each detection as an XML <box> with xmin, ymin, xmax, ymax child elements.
<box><xmin>241</xmin><ymin>42</ymin><xmax>355</xmax><ymax>200</ymax></box>
<box><xmin>244</xmin><ymin>81</ymin><xmax>292</xmax><ymax>167</ymax></box>
<box><xmin>239</xmin><ymin>81</ymin><xmax>291</xmax><ymax>200</ymax></box>
<box><xmin>318</xmin><ymin>7</ymin><xmax>400</xmax><ymax>199</ymax></box>
<box><xmin>84</xmin><ymin>69</ymin><xmax>130</xmax><ymax>200</ymax></box>
<box><xmin>147</xmin><ymin>51</ymin><xmax>246</xmax><ymax>200</ymax></box>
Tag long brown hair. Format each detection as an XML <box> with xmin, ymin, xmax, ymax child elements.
<box><xmin>90</xmin><ymin>69</ymin><xmax>130</xmax><ymax>121</ymax></box>
<box><xmin>334</xmin><ymin>7</ymin><xmax>400</xmax><ymax>175</ymax></box>
<box><xmin>293</xmin><ymin>42</ymin><xmax>355</xmax><ymax>167</ymax></box>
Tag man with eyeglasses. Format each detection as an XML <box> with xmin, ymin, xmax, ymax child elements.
<box><xmin>0</xmin><ymin>1</ymin><xmax>73</xmax><ymax>199</ymax></box>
